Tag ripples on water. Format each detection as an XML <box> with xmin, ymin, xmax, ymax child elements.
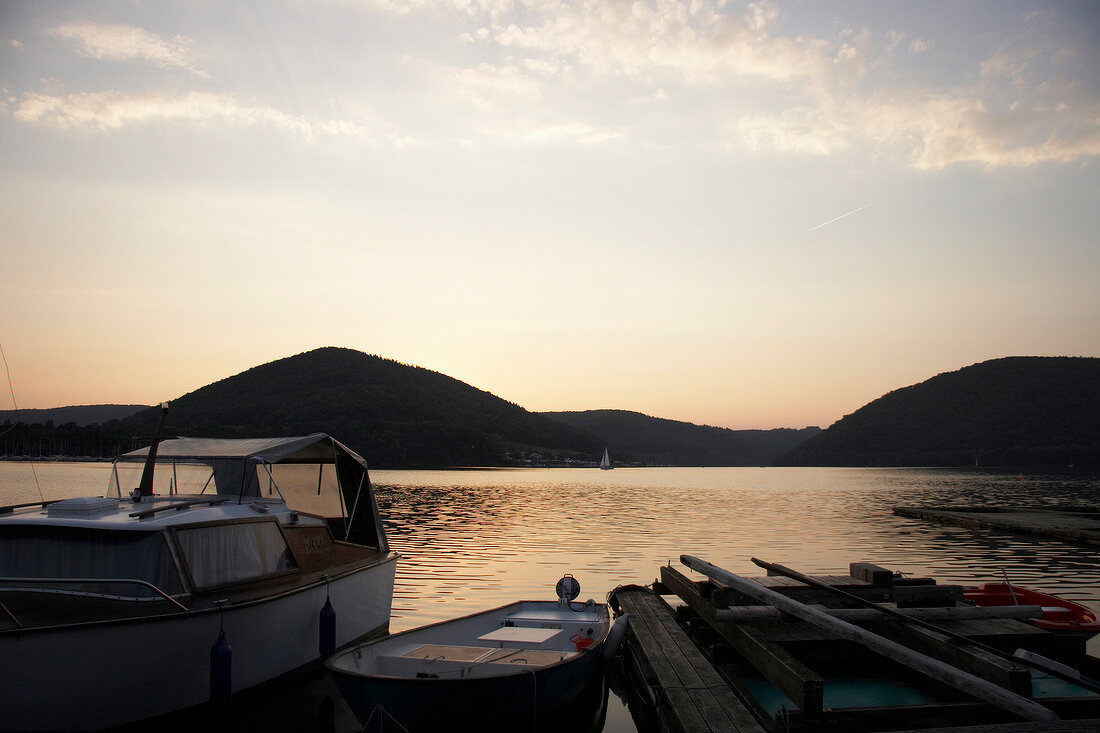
<box><xmin>367</xmin><ymin>467</ymin><xmax>1100</xmax><ymax>634</ymax></box>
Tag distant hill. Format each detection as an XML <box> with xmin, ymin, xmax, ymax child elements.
<box><xmin>0</xmin><ymin>404</ymin><xmax>146</xmax><ymax>426</ymax></box>
<box><xmin>541</xmin><ymin>409</ymin><xmax>821</xmax><ymax>466</ymax></box>
<box><xmin>121</xmin><ymin>347</ymin><xmax>602</xmax><ymax>468</ymax></box>
<box><xmin>777</xmin><ymin>357</ymin><xmax>1100</xmax><ymax>467</ymax></box>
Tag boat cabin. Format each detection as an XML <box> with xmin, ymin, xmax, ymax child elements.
<box><xmin>0</xmin><ymin>434</ymin><xmax>391</xmax><ymax>629</ymax></box>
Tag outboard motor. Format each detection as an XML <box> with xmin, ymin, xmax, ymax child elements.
<box><xmin>556</xmin><ymin>574</ymin><xmax>581</xmax><ymax>607</ymax></box>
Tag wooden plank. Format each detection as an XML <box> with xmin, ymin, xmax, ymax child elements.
<box><xmin>715</xmin><ymin>584</ymin><xmax>895</xmax><ymax>607</ymax></box>
<box><xmin>619</xmin><ymin>593</ymin><xmax>702</xmax><ymax>689</ymax></box>
<box><xmin>889</xmin><ymin>721</ymin><xmax>1100</xmax><ymax>732</ymax></box>
<box><xmin>893</xmin><ymin>584</ymin><xmax>966</xmax><ymax>607</ymax></box>
<box><xmin>662</xmin><ymin>565</ymin><xmax>824</xmax><ymax>716</ymax></box>
<box><xmin>615</xmin><ymin>588</ymin><xmax>765</xmax><ymax>733</ymax></box>
<box><xmin>714</xmin><ymin>604</ymin><xmax>1043</xmax><ymax>624</ymax></box>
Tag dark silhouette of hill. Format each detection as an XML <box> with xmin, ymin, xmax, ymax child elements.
<box><xmin>777</xmin><ymin>357</ymin><xmax>1100</xmax><ymax>467</ymax></box>
<box><xmin>541</xmin><ymin>409</ymin><xmax>821</xmax><ymax>466</ymax></box>
<box><xmin>0</xmin><ymin>405</ymin><xmax>146</xmax><ymax>426</ymax></box>
<box><xmin>118</xmin><ymin>347</ymin><xmax>602</xmax><ymax>468</ymax></box>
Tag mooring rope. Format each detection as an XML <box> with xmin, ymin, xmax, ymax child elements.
<box><xmin>0</xmin><ymin>342</ymin><xmax>43</xmax><ymax>500</ymax></box>
<box><xmin>364</xmin><ymin>704</ymin><xmax>411</xmax><ymax>732</ymax></box>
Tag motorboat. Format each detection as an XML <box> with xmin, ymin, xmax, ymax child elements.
<box><xmin>964</xmin><ymin>582</ymin><xmax>1100</xmax><ymax>635</ymax></box>
<box><xmin>0</xmin><ymin>425</ymin><xmax>397</xmax><ymax>731</ymax></box>
<box><xmin>326</xmin><ymin>576</ymin><xmax>627</xmax><ymax>731</ymax></box>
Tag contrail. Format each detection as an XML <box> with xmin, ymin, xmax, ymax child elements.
<box><xmin>804</xmin><ymin>203</ymin><xmax>872</xmax><ymax>233</ymax></box>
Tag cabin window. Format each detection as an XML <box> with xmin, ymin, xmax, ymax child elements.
<box><xmin>0</xmin><ymin>526</ymin><xmax>184</xmax><ymax>598</ymax></box>
<box><xmin>174</xmin><ymin>521</ymin><xmax>297</xmax><ymax>589</ymax></box>
<box><xmin>264</xmin><ymin>463</ymin><xmax>344</xmax><ymax>518</ymax></box>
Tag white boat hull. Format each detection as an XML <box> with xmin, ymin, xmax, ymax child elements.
<box><xmin>0</xmin><ymin>557</ymin><xmax>396</xmax><ymax>731</ymax></box>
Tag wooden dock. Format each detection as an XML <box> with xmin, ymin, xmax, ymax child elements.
<box><xmin>613</xmin><ymin>584</ymin><xmax>765</xmax><ymax>732</ymax></box>
<box><xmin>610</xmin><ymin>560</ymin><xmax>1100</xmax><ymax>733</ymax></box>
<box><xmin>894</xmin><ymin>506</ymin><xmax>1100</xmax><ymax>548</ymax></box>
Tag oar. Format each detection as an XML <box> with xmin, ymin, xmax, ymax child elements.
<box><xmin>682</xmin><ymin>555</ymin><xmax>1061</xmax><ymax>723</ymax></box>
<box><xmin>750</xmin><ymin>557</ymin><xmax>1100</xmax><ymax>694</ymax></box>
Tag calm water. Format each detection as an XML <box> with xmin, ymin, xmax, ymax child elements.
<box><xmin>3</xmin><ymin>462</ymin><xmax>1099</xmax><ymax>731</ymax></box>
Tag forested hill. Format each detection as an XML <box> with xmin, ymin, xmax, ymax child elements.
<box><xmin>777</xmin><ymin>356</ymin><xmax>1100</xmax><ymax>467</ymax></box>
<box><xmin>0</xmin><ymin>405</ymin><xmax>145</xmax><ymax>426</ymax></box>
<box><xmin>122</xmin><ymin>348</ymin><xmax>602</xmax><ymax>467</ymax></box>
<box><xmin>541</xmin><ymin>409</ymin><xmax>821</xmax><ymax>466</ymax></box>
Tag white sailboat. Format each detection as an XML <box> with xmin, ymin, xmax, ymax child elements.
<box><xmin>599</xmin><ymin>447</ymin><xmax>612</xmax><ymax>470</ymax></box>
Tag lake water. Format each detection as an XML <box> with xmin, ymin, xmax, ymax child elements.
<box><xmin>3</xmin><ymin>462</ymin><xmax>1099</xmax><ymax>731</ymax></box>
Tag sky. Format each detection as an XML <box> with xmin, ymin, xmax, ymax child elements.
<box><xmin>1</xmin><ymin>1</ymin><xmax>1098</xmax><ymax>431</ymax></box>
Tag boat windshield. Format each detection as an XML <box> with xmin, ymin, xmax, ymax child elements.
<box><xmin>107</xmin><ymin>459</ymin><xmax>345</xmax><ymax>518</ymax></box>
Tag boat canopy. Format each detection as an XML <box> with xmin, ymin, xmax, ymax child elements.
<box><xmin>110</xmin><ymin>434</ymin><xmax>388</xmax><ymax>551</ymax></box>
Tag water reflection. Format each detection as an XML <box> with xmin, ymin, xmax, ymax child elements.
<box><xmin>369</xmin><ymin>467</ymin><xmax>1100</xmax><ymax>634</ymax></box>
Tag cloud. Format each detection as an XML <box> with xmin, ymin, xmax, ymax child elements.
<box><xmin>10</xmin><ymin>90</ymin><xmax>416</xmax><ymax>147</ymax></box>
<box><xmin>736</xmin><ymin>104</ymin><xmax>851</xmax><ymax>156</ymax></box>
<box><xmin>47</xmin><ymin>22</ymin><xmax>209</xmax><ymax>78</ymax></box>
<box><xmin>449</xmin><ymin>62</ymin><xmax>542</xmax><ymax>108</ymax></box>
<box><xmin>341</xmin><ymin>0</ymin><xmax>515</xmax><ymax>19</ymax></box>
<box><xmin>857</xmin><ymin>91</ymin><xmax>1100</xmax><ymax>169</ymax></box>
<box><xmin>484</xmin><ymin>0</ymin><xmax>833</xmax><ymax>84</ymax></box>
<box><xmin>524</xmin><ymin>122</ymin><xmax>622</xmax><ymax>144</ymax></box>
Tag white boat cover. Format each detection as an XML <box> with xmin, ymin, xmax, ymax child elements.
<box><xmin>117</xmin><ymin>434</ymin><xmax>387</xmax><ymax>551</ymax></box>
<box><xmin>118</xmin><ymin>434</ymin><xmax>356</xmax><ymax>464</ymax></box>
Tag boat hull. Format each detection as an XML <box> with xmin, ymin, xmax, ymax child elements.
<box><xmin>328</xmin><ymin>599</ymin><xmax>614</xmax><ymax>731</ymax></box>
<box><xmin>333</xmin><ymin>646</ymin><xmax>605</xmax><ymax>730</ymax></box>
<box><xmin>965</xmin><ymin>583</ymin><xmax>1100</xmax><ymax>633</ymax></box>
<box><xmin>0</xmin><ymin>556</ymin><xmax>396</xmax><ymax>732</ymax></box>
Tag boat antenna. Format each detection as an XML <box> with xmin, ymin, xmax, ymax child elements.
<box><xmin>133</xmin><ymin>403</ymin><xmax>169</xmax><ymax>503</ymax></box>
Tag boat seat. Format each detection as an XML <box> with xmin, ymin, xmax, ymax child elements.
<box><xmin>377</xmin><ymin>644</ymin><xmax>577</xmax><ymax>678</ymax></box>
<box><xmin>403</xmin><ymin>644</ymin><xmax>496</xmax><ymax>662</ymax></box>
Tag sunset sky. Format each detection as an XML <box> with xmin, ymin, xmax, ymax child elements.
<box><xmin>1</xmin><ymin>1</ymin><xmax>1097</xmax><ymax>430</ymax></box>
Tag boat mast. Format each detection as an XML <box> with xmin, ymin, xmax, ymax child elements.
<box><xmin>133</xmin><ymin>403</ymin><xmax>169</xmax><ymax>502</ymax></box>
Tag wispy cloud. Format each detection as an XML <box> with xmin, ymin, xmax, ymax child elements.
<box><xmin>524</xmin><ymin>122</ymin><xmax>622</xmax><ymax>144</ymax></box>
<box><xmin>736</xmin><ymin>105</ymin><xmax>852</xmax><ymax>156</ymax></box>
<box><xmin>856</xmin><ymin>90</ymin><xmax>1100</xmax><ymax>169</ymax></box>
<box><xmin>17</xmin><ymin>4</ymin><xmax>1100</xmax><ymax>168</ymax></box>
<box><xmin>483</xmin><ymin>0</ymin><xmax>834</xmax><ymax>84</ymax></box>
<box><xmin>47</xmin><ymin>22</ymin><xmax>209</xmax><ymax>78</ymax></box>
<box><xmin>11</xmin><ymin>90</ymin><xmax>416</xmax><ymax>147</ymax></box>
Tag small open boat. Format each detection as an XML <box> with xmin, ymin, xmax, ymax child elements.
<box><xmin>327</xmin><ymin>576</ymin><xmax>626</xmax><ymax>731</ymax></box>
<box><xmin>964</xmin><ymin>582</ymin><xmax>1100</xmax><ymax>633</ymax></box>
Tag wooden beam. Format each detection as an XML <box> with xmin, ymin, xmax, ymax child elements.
<box><xmin>850</xmin><ymin>562</ymin><xmax>894</xmax><ymax>586</ymax></box>
<box><xmin>714</xmin><ymin>604</ymin><xmax>1043</xmax><ymax>623</ymax></box>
